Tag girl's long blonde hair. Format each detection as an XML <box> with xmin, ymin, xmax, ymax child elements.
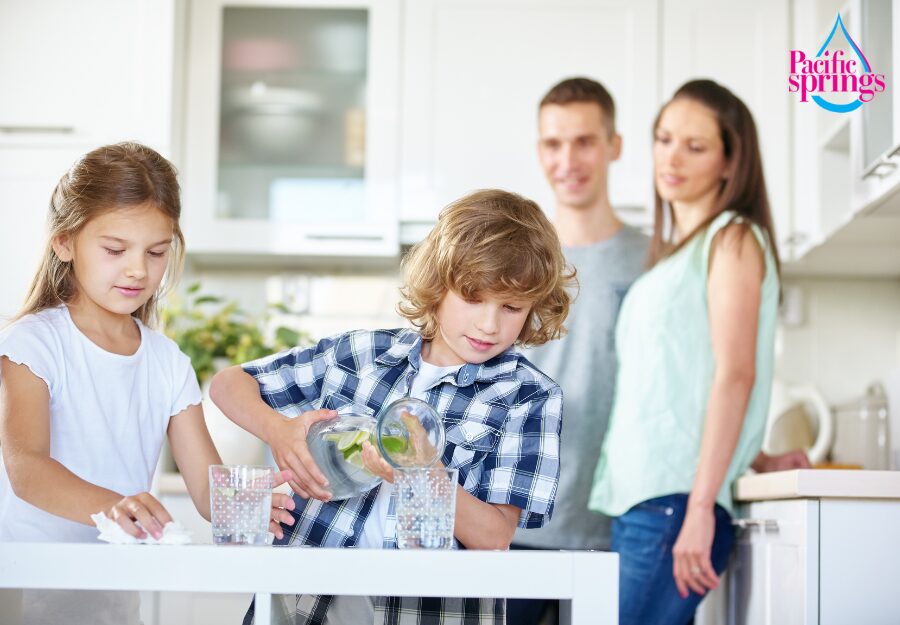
<box><xmin>17</xmin><ymin>142</ymin><xmax>185</xmax><ymax>326</ymax></box>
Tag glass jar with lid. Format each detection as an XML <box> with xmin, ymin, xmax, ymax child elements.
<box><xmin>306</xmin><ymin>397</ymin><xmax>445</xmax><ymax>500</ymax></box>
<box><xmin>831</xmin><ymin>383</ymin><xmax>891</xmax><ymax>470</ymax></box>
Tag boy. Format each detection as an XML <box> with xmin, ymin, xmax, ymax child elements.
<box><xmin>210</xmin><ymin>189</ymin><xmax>576</xmax><ymax>625</ymax></box>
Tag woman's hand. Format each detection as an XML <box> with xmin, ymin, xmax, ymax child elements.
<box><xmin>268</xmin><ymin>408</ymin><xmax>337</xmax><ymax>501</ymax></box>
<box><xmin>108</xmin><ymin>492</ymin><xmax>173</xmax><ymax>540</ymax></box>
<box><xmin>752</xmin><ymin>449</ymin><xmax>811</xmax><ymax>472</ymax></box>
<box><xmin>269</xmin><ymin>469</ymin><xmax>296</xmax><ymax>540</ymax></box>
<box><xmin>671</xmin><ymin>504</ymin><xmax>719</xmax><ymax>598</ymax></box>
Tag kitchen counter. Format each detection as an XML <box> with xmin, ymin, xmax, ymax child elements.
<box><xmin>0</xmin><ymin>543</ymin><xmax>617</xmax><ymax>625</ymax></box>
<box><xmin>730</xmin><ymin>473</ymin><xmax>900</xmax><ymax>624</ymax></box>
<box><xmin>734</xmin><ymin>469</ymin><xmax>900</xmax><ymax>502</ymax></box>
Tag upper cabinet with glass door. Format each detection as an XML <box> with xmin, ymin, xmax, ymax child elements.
<box><xmin>853</xmin><ymin>0</ymin><xmax>900</xmax><ymax>211</ymax></box>
<box><xmin>182</xmin><ymin>0</ymin><xmax>400</xmax><ymax>261</ymax></box>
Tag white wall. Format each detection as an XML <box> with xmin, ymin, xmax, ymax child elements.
<box><xmin>776</xmin><ymin>277</ymin><xmax>900</xmax><ymax>457</ymax></box>
<box><xmin>181</xmin><ymin>263</ymin><xmax>405</xmax><ymax>342</ymax></box>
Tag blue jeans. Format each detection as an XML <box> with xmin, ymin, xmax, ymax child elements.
<box><xmin>611</xmin><ymin>494</ymin><xmax>735</xmax><ymax>625</ymax></box>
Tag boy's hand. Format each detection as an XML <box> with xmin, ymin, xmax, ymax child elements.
<box><xmin>108</xmin><ymin>492</ymin><xmax>173</xmax><ymax>541</ymax></box>
<box><xmin>267</xmin><ymin>408</ymin><xmax>337</xmax><ymax>501</ymax></box>
<box><xmin>400</xmin><ymin>411</ymin><xmax>438</xmax><ymax>466</ymax></box>
<box><xmin>269</xmin><ymin>469</ymin><xmax>296</xmax><ymax>540</ymax></box>
<box><xmin>361</xmin><ymin>441</ymin><xmax>395</xmax><ymax>483</ymax></box>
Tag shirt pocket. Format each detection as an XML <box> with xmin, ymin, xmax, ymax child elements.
<box><xmin>443</xmin><ymin>419</ymin><xmax>501</xmax><ymax>470</ymax></box>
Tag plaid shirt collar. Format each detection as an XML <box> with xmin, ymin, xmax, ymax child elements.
<box><xmin>371</xmin><ymin>329</ymin><xmax>522</xmax><ymax>387</ymax></box>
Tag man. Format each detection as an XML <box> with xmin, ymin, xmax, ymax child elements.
<box><xmin>509</xmin><ymin>77</ymin><xmax>809</xmax><ymax>625</ymax></box>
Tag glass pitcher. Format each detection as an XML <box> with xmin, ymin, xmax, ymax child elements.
<box><xmin>306</xmin><ymin>397</ymin><xmax>445</xmax><ymax>500</ymax></box>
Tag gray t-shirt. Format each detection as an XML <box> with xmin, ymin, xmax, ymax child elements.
<box><xmin>514</xmin><ymin>224</ymin><xmax>649</xmax><ymax>550</ymax></box>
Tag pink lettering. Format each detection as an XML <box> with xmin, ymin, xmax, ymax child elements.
<box><xmin>790</xmin><ymin>50</ymin><xmax>807</xmax><ymax>74</ymax></box>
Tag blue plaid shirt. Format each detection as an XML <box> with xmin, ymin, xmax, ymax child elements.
<box><xmin>241</xmin><ymin>328</ymin><xmax>562</xmax><ymax>625</ymax></box>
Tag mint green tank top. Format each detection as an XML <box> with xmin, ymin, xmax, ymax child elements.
<box><xmin>588</xmin><ymin>211</ymin><xmax>779</xmax><ymax>516</ymax></box>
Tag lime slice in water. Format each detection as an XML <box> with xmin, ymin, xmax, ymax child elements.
<box><xmin>336</xmin><ymin>429</ymin><xmax>369</xmax><ymax>451</ymax></box>
<box><xmin>380</xmin><ymin>435</ymin><xmax>408</xmax><ymax>455</ymax></box>
<box><xmin>345</xmin><ymin>449</ymin><xmax>365</xmax><ymax>468</ymax></box>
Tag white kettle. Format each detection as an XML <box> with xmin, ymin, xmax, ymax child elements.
<box><xmin>763</xmin><ymin>379</ymin><xmax>833</xmax><ymax>464</ymax></box>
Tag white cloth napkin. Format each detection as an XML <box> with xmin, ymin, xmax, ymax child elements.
<box><xmin>91</xmin><ymin>512</ymin><xmax>193</xmax><ymax>545</ymax></box>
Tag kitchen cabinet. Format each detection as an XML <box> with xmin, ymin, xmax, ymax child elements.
<box><xmin>729</xmin><ymin>470</ymin><xmax>900</xmax><ymax>625</ymax></box>
<box><xmin>0</xmin><ymin>0</ymin><xmax>175</xmax><ymax>152</ymax></box>
<box><xmin>853</xmin><ymin>0</ymin><xmax>900</xmax><ymax>211</ymax></box>
<box><xmin>0</xmin><ymin>0</ymin><xmax>177</xmax><ymax>318</ymax></box>
<box><xmin>0</xmin><ymin>149</ymin><xmax>84</xmax><ymax>318</ymax></box>
<box><xmin>788</xmin><ymin>0</ymin><xmax>900</xmax><ymax>275</ymax></box>
<box><xmin>181</xmin><ymin>0</ymin><xmax>401</xmax><ymax>261</ymax></box>
<box><xmin>661</xmin><ymin>0</ymin><xmax>793</xmax><ymax>258</ymax></box>
<box><xmin>729</xmin><ymin>499</ymin><xmax>819</xmax><ymax>625</ymax></box>
<box><xmin>398</xmin><ymin>0</ymin><xmax>659</xmax><ymax>232</ymax></box>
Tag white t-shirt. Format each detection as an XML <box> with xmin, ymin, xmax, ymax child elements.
<box><xmin>326</xmin><ymin>359</ymin><xmax>460</xmax><ymax>624</ymax></box>
<box><xmin>0</xmin><ymin>305</ymin><xmax>201</xmax><ymax>542</ymax></box>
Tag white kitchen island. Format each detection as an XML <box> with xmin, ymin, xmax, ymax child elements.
<box><xmin>0</xmin><ymin>544</ymin><xmax>617</xmax><ymax>624</ymax></box>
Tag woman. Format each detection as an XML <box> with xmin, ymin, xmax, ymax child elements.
<box><xmin>588</xmin><ymin>79</ymin><xmax>781</xmax><ymax>625</ymax></box>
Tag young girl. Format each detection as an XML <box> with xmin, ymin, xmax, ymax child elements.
<box><xmin>589</xmin><ymin>80</ymin><xmax>782</xmax><ymax>625</ymax></box>
<box><xmin>0</xmin><ymin>142</ymin><xmax>292</xmax><ymax>625</ymax></box>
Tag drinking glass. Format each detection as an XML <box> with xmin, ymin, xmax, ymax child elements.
<box><xmin>395</xmin><ymin>467</ymin><xmax>458</xmax><ymax>549</ymax></box>
<box><xmin>209</xmin><ymin>465</ymin><xmax>273</xmax><ymax>545</ymax></box>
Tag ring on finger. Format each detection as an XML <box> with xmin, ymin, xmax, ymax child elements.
<box><xmin>690</xmin><ymin>565</ymin><xmax>701</xmax><ymax>574</ymax></box>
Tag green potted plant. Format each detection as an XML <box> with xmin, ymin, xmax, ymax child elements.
<box><xmin>161</xmin><ymin>283</ymin><xmax>309</xmax><ymax>386</ymax></box>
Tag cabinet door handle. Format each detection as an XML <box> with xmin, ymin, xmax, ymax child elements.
<box><xmin>783</xmin><ymin>232</ymin><xmax>808</xmax><ymax>247</ymax></box>
<box><xmin>733</xmin><ymin>518</ymin><xmax>778</xmax><ymax>531</ymax></box>
<box><xmin>863</xmin><ymin>161</ymin><xmax>897</xmax><ymax>179</ymax></box>
<box><xmin>0</xmin><ymin>125</ymin><xmax>75</xmax><ymax>135</ymax></box>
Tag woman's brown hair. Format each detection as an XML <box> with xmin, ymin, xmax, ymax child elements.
<box><xmin>648</xmin><ymin>79</ymin><xmax>781</xmax><ymax>277</ymax></box>
<box><xmin>398</xmin><ymin>189</ymin><xmax>576</xmax><ymax>347</ymax></box>
<box><xmin>16</xmin><ymin>142</ymin><xmax>185</xmax><ymax>326</ymax></box>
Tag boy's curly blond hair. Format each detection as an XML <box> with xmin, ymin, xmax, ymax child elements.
<box><xmin>398</xmin><ymin>189</ymin><xmax>576</xmax><ymax>347</ymax></box>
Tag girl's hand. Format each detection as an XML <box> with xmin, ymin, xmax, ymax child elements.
<box><xmin>269</xmin><ymin>469</ymin><xmax>296</xmax><ymax>540</ymax></box>
<box><xmin>108</xmin><ymin>492</ymin><xmax>173</xmax><ymax>540</ymax></box>
<box><xmin>361</xmin><ymin>441</ymin><xmax>395</xmax><ymax>483</ymax></box>
<box><xmin>671</xmin><ymin>504</ymin><xmax>719</xmax><ymax>598</ymax></box>
<box><xmin>268</xmin><ymin>408</ymin><xmax>337</xmax><ymax>501</ymax></box>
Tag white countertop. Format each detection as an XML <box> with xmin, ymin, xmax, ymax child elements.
<box><xmin>0</xmin><ymin>543</ymin><xmax>617</xmax><ymax>625</ymax></box>
<box><xmin>734</xmin><ymin>469</ymin><xmax>900</xmax><ymax>502</ymax></box>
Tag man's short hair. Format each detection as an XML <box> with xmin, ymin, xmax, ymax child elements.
<box><xmin>540</xmin><ymin>77</ymin><xmax>616</xmax><ymax>136</ymax></box>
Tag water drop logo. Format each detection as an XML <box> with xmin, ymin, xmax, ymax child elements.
<box><xmin>788</xmin><ymin>13</ymin><xmax>886</xmax><ymax>113</ymax></box>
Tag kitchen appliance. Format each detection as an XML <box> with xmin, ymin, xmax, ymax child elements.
<box><xmin>831</xmin><ymin>383</ymin><xmax>891</xmax><ymax>470</ymax></box>
<box><xmin>763</xmin><ymin>379</ymin><xmax>833</xmax><ymax>464</ymax></box>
